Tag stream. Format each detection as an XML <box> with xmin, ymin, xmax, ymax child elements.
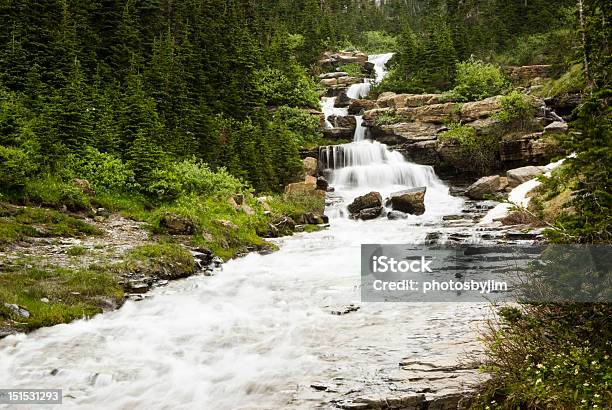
<box><xmin>0</xmin><ymin>54</ymin><xmax>518</xmax><ymax>410</ymax></box>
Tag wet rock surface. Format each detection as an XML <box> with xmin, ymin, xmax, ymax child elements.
<box><xmin>386</xmin><ymin>187</ymin><xmax>426</xmax><ymax>215</ymax></box>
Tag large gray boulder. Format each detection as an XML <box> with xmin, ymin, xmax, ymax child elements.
<box><xmin>386</xmin><ymin>187</ymin><xmax>427</xmax><ymax>215</ymax></box>
<box><xmin>506</xmin><ymin>166</ymin><xmax>547</xmax><ymax>187</ymax></box>
<box><xmin>466</xmin><ymin>176</ymin><xmax>501</xmax><ymax>199</ymax></box>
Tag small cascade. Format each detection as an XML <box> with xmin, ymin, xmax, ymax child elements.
<box><xmin>344</xmin><ymin>53</ymin><xmax>394</xmax><ymax>100</ymax></box>
<box><xmin>321</xmin><ymin>96</ymin><xmax>348</xmax><ymax>128</ymax></box>
<box><xmin>353</xmin><ymin>115</ymin><xmax>365</xmax><ymax>141</ymax></box>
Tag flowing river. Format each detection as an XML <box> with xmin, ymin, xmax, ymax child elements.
<box><xmin>0</xmin><ymin>54</ymin><xmax>500</xmax><ymax>409</ymax></box>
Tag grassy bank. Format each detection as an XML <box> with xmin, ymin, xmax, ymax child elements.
<box><xmin>0</xmin><ymin>167</ymin><xmax>327</xmax><ymax>335</ymax></box>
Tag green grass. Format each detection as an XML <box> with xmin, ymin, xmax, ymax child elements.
<box><xmin>0</xmin><ymin>265</ymin><xmax>123</xmax><ymax>331</ymax></box>
<box><xmin>66</xmin><ymin>245</ymin><xmax>87</xmax><ymax>256</ymax></box>
<box><xmin>337</xmin><ymin>63</ymin><xmax>363</xmax><ymax>78</ymax></box>
<box><xmin>93</xmin><ymin>191</ymin><xmax>152</xmax><ymax>221</ymax></box>
<box><xmin>118</xmin><ymin>243</ymin><xmax>196</xmax><ymax>279</ymax></box>
<box><xmin>0</xmin><ymin>203</ymin><xmax>101</xmax><ymax>247</ymax></box>
<box><xmin>535</xmin><ymin>64</ymin><xmax>585</xmax><ymax>98</ymax></box>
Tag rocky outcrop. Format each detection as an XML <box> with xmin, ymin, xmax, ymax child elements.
<box><xmin>460</xmin><ymin>96</ymin><xmax>502</xmax><ymax>121</ymax></box>
<box><xmin>506</xmin><ymin>65</ymin><xmax>552</xmax><ymax>87</ymax></box>
<box><xmin>303</xmin><ymin>157</ymin><xmax>318</xmax><ymax>177</ymax></box>
<box><xmin>499</xmin><ymin>133</ymin><xmax>561</xmax><ymax>164</ymax></box>
<box><xmin>386</xmin><ymin>187</ymin><xmax>426</xmax><ymax>215</ymax></box>
<box><xmin>160</xmin><ymin>213</ymin><xmax>197</xmax><ymax>235</ymax></box>
<box><xmin>466</xmin><ymin>176</ymin><xmax>502</xmax><ymax>200</ymax></box>
<box><xmin>370</xmin><ymin>122</ymin><xmax>444</xmax><ymax>145</ymax></box>
<box><xmin>348</xmin><ymin>99</ymin><xmax>379</xmax><ymax>115</ymax></box>
<box><xmin>318</xmin><ymin>51</ymin><xmax>368</xmax><ymax>70</ymax></box>
<box><xmin>506</xmin><ymin>165</ymin><xmax>547</xmax><ymax>187</ymax></box>
<box><xmin>348</xmin><ymin>192</ymin><xmax>383</xmax><ymax>220</ymax></box>
<box><xmin>543</xmin><ymin>121</ymin><xmax>568</xmax><ymax>134</ymax></box>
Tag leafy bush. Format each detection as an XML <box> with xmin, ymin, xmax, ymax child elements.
<box><xmin>495</xmin><ymin>91</ymin><xmax>536</xmax><ymax>128</ymax></box>
<box><xmin>358</xmin><ymin>31</ymin><xmax>398</xmax><ymax>54</ymax></box>
<box><xmin>476</xmin><ymin>304</ymin><xmax>612</xmax><ymax>409</ymax></box>
<box><xmin>276</xmin><ymin>106</ymin><xmax>324</xmax><ymax>148</ymax></box>
<box><xmin>23</xmin><ymin>176</ymin><xmax>90</xmax><ymax>211</ymax></box>
<box><xmin>448</xmin><ymin>59</ymin><xmax>509</xmax><ymax>102</ymax></box>
<box><xmin>438</xmin><ymin>123</ymin><xmax>500</xmax><ymax>174</ymax></box>
<box><xmin>76</xmin><ymin>147</ymin><xmax>136</xmax><ymax>193</ymax></box>
<box><xmin>0</xmin><ymin>145</ymin><xmax>37</xmax><ymax>189</ymax></box>
<box><xmin>146</xmin><ymin>159</ymin><xmax>246</xmax><ymax>201</ymax></box>
<box><xmin>337</xmin><ymin>63</ymin><xmax>363</xmax><ymax>78</ymax></box>
<box><xmin>255</xmin><ymin>67</ymin><xmax>319</xmax><ymax>108</ymax></box>
<box><xmin>374</xmin><ymin>111</ymin><xmax>401</xmax><ymax>126</ymax></box>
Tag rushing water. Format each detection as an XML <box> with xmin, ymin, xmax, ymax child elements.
<box><xmin>0</xmin><ymin>53</ymin><xmax>490</xmax><ymax>409</ymax></box>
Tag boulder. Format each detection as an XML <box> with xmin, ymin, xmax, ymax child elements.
<box><xmin>73</xmin><ymin>178</ymin><xmax>96</xmax><ymax>196</ymax></box>
<box><xmin>460</xmin><ymin>96</ymin><xmax>502</xmax><ymax>121</ymax></box>
<box><xmin>466</xmin><ymin>176</ymin><xmax>501</xmax><ymax>199</ymax></box>
<box><xmin>347</xmin><ymin>191</ymin><xmax>383</xmax><ymax>215</ymax></box>
<box><xmin>507</xmin><ymin>65</ymin><xmax>552</xmax><ymax>86</ymax></box>
<box><xmin>4</xmin><ymin>303</ymin><xmax>30</xmax><ymax>318</ymax></box>
<box><xmin>319</xmin><ymin>71</ymin><xmax>349</xmax><ymax>79</ymax></box>
<box><xmin>386</xmin><ymin>187</ymin><xmax>426</xmax><ymax>215</ymax></box>
<box><xmin>543</xmin><ymin>121</ymin><xmax>568</xmax><ymax>134</ymax></box>
<box><xmin>348</xmin><ymin>99</ymin><xmax>379</xmax><ymax>115</ymax></box>
<box><xmin>303</xmin><ymin>157</ymin><xmax>318</xmax><ymax>177</ymax></box>
<box><xmin>319</xmin><ymin>78</ymin><xmax>338</xmax><ymax>87</ymax></box>
<box><xmin>397</xmin><ymin>140</ymin><xmax>440</xmax><ymax>166</ymax></box>
<box><xmin>376</xmin><ymin>92</ymin><xmax>397</xmax><ymax>107</ymax></box>
<box><xmin>506</xmin><ymin>166</ymin><xmax>547</xmax><ymax>187</ymax></box>
<box><xmin>370</xmin><ymin>122</ymin><xmax>441</xmax><ymax>145</ymax></box>
<box><xmin>412</xmin><ymin>102</ymin><xmax>459</xmax><ymax>123</ymax></box>
<box><xmin>387</xmin><ymin>210</ymin><xmax>408</xmax><ymax>220</ymax></box>
<box><xmin>352</xmin><ymin>207</ymin><xmax>383</xmax><ymax>220</ymax></box>
<box><xmin>284</xmin><ymin>179</ymin><xmax>317</xmax><ymax>196</ymax></box>
<box><xmin>160</xmin><ymin>213</ymin><xmax>197</xmax><ymax>235</ymax></box>
<box><xmin>268</xmin><ymin>216</ymin><xmax>295</xmax><ymax>237</ymax></box>
<box><xmin>302</xmin><ymin>212</ymin><xmax>327</xmax><ymax>225</ymax></box>
<box><xmin>327</xmin><ymin>115</ymin><xmax>356</xmax><ymax>129</ymax></box>
<box><xmin>316</xmin><ymin>177</ymin><xmax>329</xmax><ymax>191</ymax></box>
<box><xmin>385</xmin><ymin>93</ymin><xmax>447</xmax><ymax>109</ymax></box>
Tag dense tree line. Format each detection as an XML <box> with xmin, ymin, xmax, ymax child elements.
<box><xmin>0</xmin><ymin>0</ymin><xmax>396</xmax><ymax>195</ymax></box>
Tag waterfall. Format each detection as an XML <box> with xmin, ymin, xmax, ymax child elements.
<box><xmin>319</xmin><ymin>52</ymin><xmax>460</xmax><ymax>218</ymax></box>
<box><xmin>321</xmin><ymin>97</ymin><xmax>348</xmax><ymax>128</ymax></box>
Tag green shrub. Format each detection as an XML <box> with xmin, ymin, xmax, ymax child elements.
<box><xmin>0</xmin><ymin>145</ymin><xmax>37</xmax><ymax>189</ymax></box>
<box><xmin>255</xmin><ymin>67</ymin><xmax>319</xmax><ymax>108</ymax></box>
<box><xmin>476</xmin><ymin>304</ymin><xmax>612</xmax><ymax>409</ymax></box>
<box><xmin>66</xmin><ymin>246</ymin><xmax>87</xmax><ymax>256</ymax></box>
<box><xmin>374</xmin><ymin>111</ymin><xmax>401</xmax><ymax>126</ymax></box>
<box><xmin>23</xmin><ymin>176</ymin><xmax>90</xmax><ymax>211</ymax></box>
<box><xmin>337</xmin><ymin>63</ymin><xmax>363</xmax><ymax>78</ymax></box>
<box><xmin>438</xmin><ymin>123</ymin><xmax>500</xmax><ymax>174</ymax></box>
<box><xmin>495</xmin><ymin>91</ymin><xmax>536</xmax><ymax>127</ymax></box>
<box><xmin>76</xmin><ymin>147</ymin><xmax>136</xmax><ymax>193</ymax></box>
<box><xmin>358</xmin><ymin>31</ymin><xmax>397</xmax><ymax>54</ymax></box>
<box><xmin>449</xmin><ymin>59</ymin><xmax>509</xmax><ymax>102</ymax></box>
<box><xmin>276</xmin><ymin>106</ymin><xmax>324</xmax><ymax>148</ymax></box>
<box><xmin>145</xmin><ymin>159</ymin><xmax>246</xmax><ymax>202</ymax></box>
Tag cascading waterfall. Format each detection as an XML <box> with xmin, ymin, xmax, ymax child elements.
<box><xmin>345</xmin><ymin>53</ymin><xmax>394</xmax><ymax>100</ymax></box>
<box><xmin>321</xmin><ymin>52</ymin><xmax>460</xmax><ymax>217</ymax></box>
